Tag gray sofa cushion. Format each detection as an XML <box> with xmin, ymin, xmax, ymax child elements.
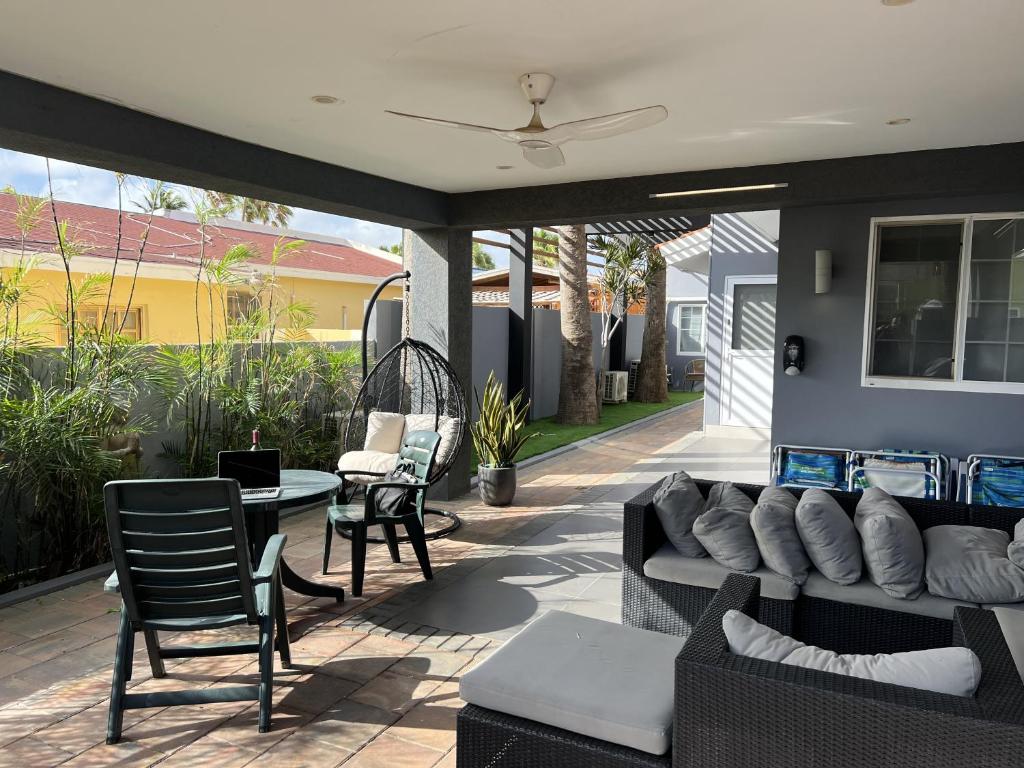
<box><xmin>795</xmin><ymin>489</ymin><xmax>862</xmax><ymax>585</ymax></box>
<box><xmin>693</xmin><ymin>507</ymin><xmax>760</xmax><ymax>572</ymax></box>
<box><xmin>924</xmin><ymin>525</ymin><xmax>1024</xmax><ymax>604</ymax></box>
<box><xmin>751</xmin><ymin>487</ymin><xmax>811</xmax><ymax>585</ymax></box>
<box><xmin>992</xmin><ymin>607</ymin><xmax>1024</xmax><ymax>684</ymax></box>
<box><xmin>854</xmin><ymin>487</ymin><xmax>925</xmax><ymax>599</ymax></box>
<box><xmin>706</xmin><ymin>481</ymin><xmax>755</xmax><ymax>515</ymax></box>
<box><xmin>643</xmin><ymin>542</ymin><xmax>799</xmax><ymax>601</ymax></box>
<box><xmin>1009</xmin><ymin>518</ymin><xmax>1024</xmax><ymax>570</ymax></box>
<box><xmin>801</xmin><ymin>571</ymin><xmax>978</xmax><ymax>620</ymax></box>
<box><xmin>652</xmin><ymin>471</ymin><xmax>708</xmax><ymax>558</ymax></box>
<box><xmin>459</xmin><ymin>610</ymin><xmax>683</xmax><ymax>755</ymax></box>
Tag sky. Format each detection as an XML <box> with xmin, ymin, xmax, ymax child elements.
<box><xmin>0</xmin><ymin>147</ymin><xmax>510</xmax><ymax>267</ymax></box>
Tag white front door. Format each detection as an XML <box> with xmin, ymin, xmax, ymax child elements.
<box><xmin>721</xmin><ymin>276</ymin><xmax>777</xmax><ymax>428</ymax></box>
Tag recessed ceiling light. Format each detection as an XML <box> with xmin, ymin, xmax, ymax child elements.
<box><xmin>881</xmin><ymin>0</ymin><xmax>914</xmax><ymax>6</ymax></box>
<box><xmin>649</xmin><ymin>182</ymin><xmax>788</xmax><ymax>199</ymax></box>
<box><xmin>886</xmin><ymin>117</ymin><xmax>911</xmax><ymax>125</ymax></box>
<box><xmin>311</xmin><ymin>95</ymin><xmax>340</xmax><ymax>105</ymax></box>
<box><xmin>496</xmin><ymin>165</ymin><xmax>514</xmax><ymax>170</ymax></box>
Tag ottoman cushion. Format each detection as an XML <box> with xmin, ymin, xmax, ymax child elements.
<box><xmin>459</xmin><ymin>610</ymin><xmax>683</xmax><ymax>755</ymax></box>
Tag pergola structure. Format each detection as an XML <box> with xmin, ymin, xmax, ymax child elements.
<box><xmin>2</xmin><ymin>3</ymin><xmax>1023</xmax><ymax>499</ymax></box>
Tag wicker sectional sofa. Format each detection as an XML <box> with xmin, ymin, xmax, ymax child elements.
<box><xmin>623</xmin><ymin>478</ymin><xmax>1024</xmax><ymax>652</ymax></box>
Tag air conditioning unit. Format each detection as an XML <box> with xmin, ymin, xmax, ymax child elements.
<box><xmin>603</xmin><ymin>371</ymin><xmax>629</xmax><ymax>403</ymax></box>
<box><xmin>627</xmin><ymin>359</ymin><xmax>642</xmax><ymax>395</ymax></box>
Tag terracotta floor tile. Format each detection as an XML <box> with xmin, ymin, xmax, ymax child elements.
<box><xmin>213</xmin><ymin>703</ymin><xmax>312</xmax><ymax>749</ymax></box>
<box><xmin>274</xmin><ymin>672</ymin><xmax>359</xmax><ymax>714</ymax></box>
<box><xmin>153</xmin><ymin>734</ymin><xmax>262</xmax><ymax>767</ymax></box>
<box><xmin>257</xmin><ymin>731</ymin><xmax>353</xmax><ymax>767</ymax></box>
<box><xmin>0</xmin><ymin>735</ymin><xmax>75</xmax><ymax>766</ymax></box>
<box><xmin>302</xmin><ymin>698</ymin><xmax>397</xmax><ymax>751</ymax></box>
<box><xmin>60</xmin><ymin>739</ymin><xmax>166</xmax><ymax>768</ymax></box>
<box><xmin>341</xmin><ymin>733</ymin><xmax>445</xmax><ymax>768</ymax></box>
<box><xmin>349</xmin><ymin>670</ymin><xmax>441</xmax><ymax>715</ymax></box>
<box><xmin>34</xmin><ymin>702</ymin><xmax>150</xmax><ymax>757</ymax></box>
<box><xmin>389</xmin><ymin>649</ymin><xmax>473</xmax><ymax>682</ymax></box>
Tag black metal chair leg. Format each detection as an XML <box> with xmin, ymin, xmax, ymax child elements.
<box><xmin>322</xmin><ymin>517</ymin><xmax>333</xmax><ymax>575</ymax></box>
<box><xmin>275</xmin><ymin>579</ymin><xmax>291</xmax><ymax>668</ymax></box>
<box><xmin>404</xmin><ymin>516</ymin><xmax>433</xmax><ymax>581</ymax></box>
<box><xmin>349</xmin><ymin>523</ymin><xmax>368</xmax><ymax>597</ymax></box>
<box><xmin>142</xmin><ymin>628</ymin><xmax>165</xmax><ymax>678</ymax></box>
<box><xmin>380</xmin><ymin>521</ymin><xmax>402</xmax><ymax>563</ymax></box>
<box><xmin>106</xmin><ymin>608</ymin><xmax>134</xmax><ymax>744</ymax></box>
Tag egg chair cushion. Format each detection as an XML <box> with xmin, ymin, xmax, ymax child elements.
<box><xmin>363</xmin><ymin>412</ymin><xmax>407</xmax><ymax>453</ymax></box>
<box><xmin>405</xmin><ymin>414</ymin><xmax>461</xmax><ymax>468</ymax></box>
<box><xmin>338</xmin><ymin>450</ymin><xmax>399</xmax><ymax>485</ymax></box>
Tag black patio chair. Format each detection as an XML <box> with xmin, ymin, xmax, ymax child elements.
<box><xmin>103</xmin><ymin>478</ymin><xmax>290</xmax><ymax>744</ymax></box>
<box><xmin>323</xmin><ymin>430</ymin><xmax>441</xmax><ymax>596</ymax></box>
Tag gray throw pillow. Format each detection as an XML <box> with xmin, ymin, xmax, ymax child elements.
<box><xmin>795</xmin><ymin>489</ymin><xmax>862</xmax><ymax>585</ymax></box>
<box><xmin>854</xmin><ymin>487</ymin><xmax>925</xmax><ymax>599</ymax></box>
<box><xmin>693</xmin><ymin>507</ymin><xmax>760</xmax><ymax>572</ymax></box>
<box><xmin>652</xmin><ymin>472</ymin><xmax>707</xmax><ymax>558</ymax></box>
<box><xmin>925</xmin><ymin>525</ymin><xmax>1024</xmax><ymax>603</ymax></box>
<box><xmin>706</xmin><ymin>482</ymin><xmax>755</xmax><ymax>515</ymax></box>
<box><xmin>1009</xmin><ymin>518</ymin><xmax>1024</xmax><ymax>570</ymax></box>
<box><xmin>750</xmin><ymin>487</ymin><xmax>811</xmax><ymax>585</ymax></box>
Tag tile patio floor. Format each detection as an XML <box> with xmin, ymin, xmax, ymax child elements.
<box><xmin>0</xmin><ymin>399</ymin><xmax>767</xmax><ymax>767</ymax></box>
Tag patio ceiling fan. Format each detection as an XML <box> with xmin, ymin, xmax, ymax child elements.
<box><xmin>385</xmin><ymin>73</ymin><xmax>668</xmax><ymax>169</ymax></box>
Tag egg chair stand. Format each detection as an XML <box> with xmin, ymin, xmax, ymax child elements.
<box><xmin>338</xmin><ymin>270</ymin><xmax>466</xmax><ymax>544</ymax></box>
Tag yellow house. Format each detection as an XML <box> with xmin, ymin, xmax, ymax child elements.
<box><xmin>0</xmin><ymin>192</ymin><xmax>404</xmax><ymax>345</ymax></box>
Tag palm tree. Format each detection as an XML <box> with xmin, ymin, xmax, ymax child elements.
<box><xmin>472</xmin><ymin>242</ymin><xmax>496</xmax><ymax>270</ymax></box>
<box><xmin>534</xmin><ymin>229</ymin><xmax>558</xmax><ymax>268</ymax></box>
<box><xmin>205</xmin><ymin>191</ymin><xmax>293</xmax><ymax>228</ymax></box>
<box><xmin>633</xmin><ymin>252</ymin><xmax>668</xmax><ymax>402</ymax></box>
<box><xmin>131</xmin><ymin>180</ymin><xmax>186</xmax><ymax>213</ymax></box>
<box><xmin>554</xmin><ymin>224</ymin><xmax>598</xmax><ymax>425</ymax></box>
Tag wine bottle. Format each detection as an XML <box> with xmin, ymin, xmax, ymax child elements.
<box><xmin>250</xmin><ymin>427</ymin><xmax>261</xmax><ymax>451</ymax></box>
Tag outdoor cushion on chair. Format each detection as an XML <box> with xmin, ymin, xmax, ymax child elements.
<box><xmin>362</xmin><ymin>411</ymin><xmax>406</xmax><ymax>453</ymax></box>
<box><xmin>723</xmin><ymin>608</ymin><xmax>982</xmax><ymax>697</ymax></box>
<box><xmin>459</xmin><ymin>610</ymin><xmax>683</xmax><ymax>755</ymax></box>
<box><xmin>337</xmin><ymin>449</ymin><xmax>399</xmax><ymax>485</ymax></box>
<box><xmin>795</xmin><ymin>489</ymin><xmax>862</xmax><ymax>585</ymax></box>
<box><xmin>800</xmin><ymin>572</ymin><xmax>977</xmax><ymax>620</ymax></box>
<box><xmin>751</xmin><ymin>486</ymin><xmax>811</xmax><ymax>585</ymax></box>
<box><xmin>855</xmin><ymin>487</ymin><xmax>925</xmax><ymax>599</ymax></box>
<box><xmin>644</xmin><ymin>542</ymin><xmax>799</xmax><ymax>600</ymax></box>
<box><xmin>924</xmin><ymin>525</ymin><xmax>1024</xmax><ymax>604</ymax></box>
<box><xmin>652</xmin><ymin>471</ymin><xmax>708</xmax><ymax>558</ymax></box>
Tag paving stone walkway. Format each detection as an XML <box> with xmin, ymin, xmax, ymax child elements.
<box><xmin>0</xmin><ymin>400</ymin><xmax>748</xmax><ymax>768</ymax></box>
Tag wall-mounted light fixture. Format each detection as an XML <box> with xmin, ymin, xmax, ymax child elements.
<box><xmin>815</xmin><ymin>249</ymin><xmax>832</xmax><ymax>294</ymax></box>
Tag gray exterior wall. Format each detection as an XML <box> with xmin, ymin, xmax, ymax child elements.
<box><xmin>772</xmin><ymin>194</ymin><xmax>1024</xmax><ymax>459</ymax></box>
<box><xmin>666</xmin><ymin>268</ymin><xmax>710</xmax><ymax>390</ymax></box>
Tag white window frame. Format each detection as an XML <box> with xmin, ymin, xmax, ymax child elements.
<box><xmin>861</xmin><ymin>211</ymin><xmax>1024</xmax><ymax>394</ymax></box>
<box><xmin>674</xmin><ymin>301</ymin><xmax>707</xmax><ymax>355</ymax></box>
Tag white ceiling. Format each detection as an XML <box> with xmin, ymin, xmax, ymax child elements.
<box><xmin>2</xmin><ymin>1</ymin><xmax>1023</xmax><ymax>193</ymax></box>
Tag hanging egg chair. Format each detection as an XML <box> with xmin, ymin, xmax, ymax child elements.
<box><xmin>336</xmin><ymin>270</ymin><xmax>467</xmax><ymax>540</ymax></box>
<box><xmin>343</xmin><ymin>336</ymin><xmax>467</xmax><ymax>485</ymax></box>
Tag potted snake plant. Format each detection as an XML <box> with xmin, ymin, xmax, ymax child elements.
<box><xmin>471</xmin><ymin>371</ymin><xmax>534</xmax><ymax>506</ymax></box>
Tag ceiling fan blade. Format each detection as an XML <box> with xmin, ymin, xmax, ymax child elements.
<box><xmin>540</xmin><ymin>105</ymin><xmax>668</xmax><ymax>144</ymax></box>
<box><xmin>522</xmin><ymin>144</ymin><xmax>565</xmax><ymax>169</ymax></box>
<box><xmin>385</xmin><ymin>110</ymin><xmax>509</xmax><ymax>135</ymax></box>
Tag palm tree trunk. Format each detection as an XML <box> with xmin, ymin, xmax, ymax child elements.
<box><xmin>634</xmin><ymin>259</ymin><xmax>668</xmax><ymax>402</ymax></box>
<box><xmin>555</xmin><ymin>225</ymin><xmax>598</xmax><ymax>425</ymax></box>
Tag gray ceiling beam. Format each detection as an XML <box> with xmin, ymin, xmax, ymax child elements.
<box><xmin>448</xmin><ymin>141</ymin><xmax>1024</xmax><ymax>229</ymax></box>
<box><xmin>0</xmin><ymin>69</ymin><xmax>448</xmax><ymax>229</ymax></box>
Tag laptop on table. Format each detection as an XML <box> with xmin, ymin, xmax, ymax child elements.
<box><xmin>218</xmin><ymin>449</ymin><xmax>282</xmax><ymax>500</ymax></box>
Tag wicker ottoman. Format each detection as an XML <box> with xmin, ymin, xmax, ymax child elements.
<box><xmin>457</xmin><ymin>610</ymin><xmax>683</xmax><ymax>767</ymax></box>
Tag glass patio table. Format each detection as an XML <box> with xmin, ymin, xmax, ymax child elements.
<box><xmin>242</xmin><ymin>469</ymin><xmax>345</xmax><ymax>604</ymax></box>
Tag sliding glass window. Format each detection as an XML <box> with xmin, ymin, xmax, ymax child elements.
<box><xmin>864</xmin><ymin>213</ymin><xmax>1024</xmax><ymax>393</ymax></box>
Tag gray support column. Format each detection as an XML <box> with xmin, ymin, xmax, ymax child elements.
<box><xmin>404</xmin><ymin>228</ymin><xmax>473</xmax><ymax>499</ymax></box>
<box><xmin>507</xmin><ymin>228</ymin><xmax>533</xmax><ymax>411</ymax></box>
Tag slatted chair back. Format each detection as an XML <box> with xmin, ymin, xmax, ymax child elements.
<box><xmin>105</xmin><ymin>479</ymin><xmax>259</xmax><ymax>631</ymax></box>
<box><xmin>400</xmin><ymin>430</ymin><xmax>442</xmax><ymax>484</ymax></box>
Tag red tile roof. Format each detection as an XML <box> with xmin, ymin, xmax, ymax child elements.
<box><xmin>0</xmin><ymin>192</ymin><xmax>399</xmax><ymax>279</ymax></box>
